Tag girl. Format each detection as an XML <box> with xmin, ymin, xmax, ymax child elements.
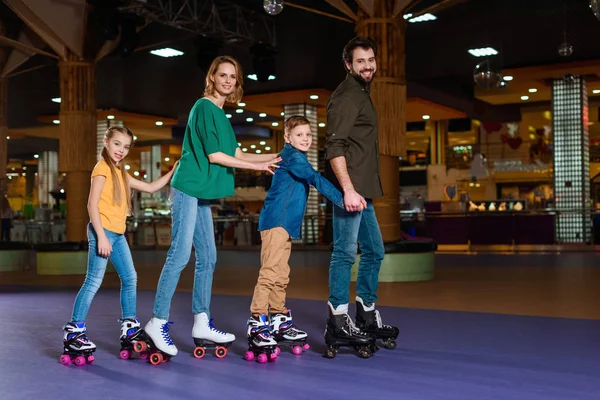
<box><xmin>60</xmin><ymin>126</ymin><xmax>178</xmax><ymax>365</ymax></box>
<box><xmin>144</xmin><ymin>56</ymin><xmax>280</xmax><ymax>359</ymax></box>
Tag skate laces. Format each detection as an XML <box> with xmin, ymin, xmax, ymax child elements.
<box><xmin>374</xmin><ymin>310</ymin><xmax>393</xmax><ymax>329</ymax></box>
<box><xmin>160</xmin><ymin>321</ymin><xmax>174</xmax><ymax>345</ymax></box>
<box><xmin>346</xmin><ymin>315</ymin><xmax>368</xmax><ymax>337</ymax></box>
<box><xmin>208</xmin><ymin>318</ymin><xmax>227</xmax><ymax>336</ymax></box>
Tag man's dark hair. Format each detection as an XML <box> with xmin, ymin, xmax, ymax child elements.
<box><xmin>342</xmin><ymin>36</ymin><xmax>377</xmax><ymax>70</ymax></box>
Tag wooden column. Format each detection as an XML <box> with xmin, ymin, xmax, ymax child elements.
<box><xmin>59</xmin><ymin>50</ymin><xmax>96</xmax><ymax>242</ymax></box>
<box><xmin>356</xmin><ymin>1</ymin><xmax>406</xmax><ymax>242</ymax></box>
<box><xmin>0</xmin><ymin>21</ymin><xmax>7</xmax><ymax>185</ymax></box>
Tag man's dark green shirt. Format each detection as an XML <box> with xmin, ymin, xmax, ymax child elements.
<box><xmin>325</xmin><ymin>74</ymin><xmax>384</xmax><ymax>199</ymax></box>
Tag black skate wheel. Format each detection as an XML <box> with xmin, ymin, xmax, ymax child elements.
<box><xmin>325</xmin><ymin>348</ymin><xmax>337</xmax><ymax>359</ymax></box>
<box><xmin>383</xmin><ymin>340</ymin><xmax>397</xmax><ymax>350</ymax></box>
<box><xmin>215</xmin><ymin>346</ymin><xmax>227</xmax><ymax>359</ymax></box>
<box><xmin>358</xmin><ymin>347</ymin><xmax>371</xmax><ymax>359</ymax></box>
<box><xmin>193</xmin><ymin>346</ymin><xmax>206</xmax><ymax>359</ymax></box>
<box><xmin>150</xmin><ymin>353</ymin><xmax>163</xmax><ymax>365</ymax></box>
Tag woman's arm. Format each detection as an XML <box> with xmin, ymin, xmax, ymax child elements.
<box><xmin>208</xmin><ymin>152</ymin><xmax>281</xmax><ymax>175</ymax></box>
<box><xmin>128</xmin><ymin>161</ymin><xmax>179</xmax><ymax>194</ymax></box>
<box><xmin>235</xmin><ymin>148</ymin><xmax>280</xmax><ymax>162</ymax></box>
<box><xmin>87</xmin><ymin>176</ymin><xmax>112</xmax><ymax>257</ymax></box>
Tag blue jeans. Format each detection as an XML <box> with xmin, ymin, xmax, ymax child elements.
<box><xmin>328</xmin><ymin>199</ymin><xmax>384</xmax><ymax>308</ymax></box>
<box><xmin>71</xmin><ymin>224</ymin><xmax>137</xmax><ymax>322</ymax></box>
<box><xmin>152</xmin><ymin>188</ymin><xmax>217</xmax><ymax>319</ymax></box>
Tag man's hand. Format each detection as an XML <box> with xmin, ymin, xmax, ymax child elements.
<box><xmin>344</xmin><ymin>189</ymin><xmax>367</xmax><ymax>212</ymax></box>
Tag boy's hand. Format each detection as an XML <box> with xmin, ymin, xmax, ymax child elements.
<box><xmin>344</xmin><ymin>190</ymin><xmax>366</xmax><ymax>212</ymax></box>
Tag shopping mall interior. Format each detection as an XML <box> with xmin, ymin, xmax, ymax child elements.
<box><xmin>1</xmin><ymin>0</ymin><xmax>599</xmax><ymax>399</ymax></box>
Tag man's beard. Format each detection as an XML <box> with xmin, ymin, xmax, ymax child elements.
<box><xmin>350</xmin><ymin>67</ymin><xmax>375</xmax><ymax>84</ymax></box>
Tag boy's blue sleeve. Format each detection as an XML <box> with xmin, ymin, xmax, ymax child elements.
<box><xmin>287</xmin><ymin>153</ymin><xmax>345</xmax><ymax>209</ymax></box>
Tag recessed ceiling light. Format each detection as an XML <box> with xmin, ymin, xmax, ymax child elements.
<box><xmin>34</xmin><ymin>154</ymin><xmax>40</xmax><ymax>159</ymax></box>
<box><xmin>246</xmin><ymin>117</ymin><xmax>254</xmax><ymax>122</ymax></box>
<box><xmin>52</xmin><ymin>97</ymin><xmax>61</xmax><ymax>103</ymax></box>
<box><xmin>259</xmin><ymin>113</ymin><xmax>267</xmax><ymax>118</ymax></box>
<box><xmin>251</xmin><ymin>145</ymin><xmax>256</xmax><ymax>149</ymax></box>
<box><xmin>422</xmin><ymin>115</ymin><xmax>430</xmax><ymax>120</ymax></box>
<box><xmin>521</xmin><ymin>95</ymin><xmax>529</xmax><ymax>101</ymax></box>
<box><xmin>133</xmin><ymin>136</ymin><xmax>137</xmax><ymax>140</ymax></box>
<box><xmin>242</xmin><ymin>148</ymin><xmax>248</xmax><ymax>152</ymax></box>
<box><xmin>164</xmin><ymin>157</ymin><xmax>170</xmax><ymax>162</ymax></box>
<box><xmin>236</xmin><ymin>109</ymin><xmax>243</xmax><ymax>114</ymax></box>
<box><xmin>237</xmin><ymin>142</ymin><xmax>242</xmax><ymax>146</ymax></box>
<box><xmin>149</xmin><ymin>47</ymin><xmax>184</xmax><ymax>58</ymax></box>
<box><xmin>309</xmin><ymin>94</ymin><xmax>319</xmax><ymax>100</ymax></box>
<box><xmin>593</xmin><ymin>89</ymin><xmax>600</xmax><ymax>94</ymax></box>
<box><xmin>134</xmin><ymin>171</ymin><xmax>140</xmax><ymax>176</ymax></box>
<box><xmin>272</xmin><ymin>122</ymin><xmax>279</xmax><ymax>127</ymax></box>
<box><xmin>226</xmin><ymin>114</ymin><xmax>232</xmax><ymax>118</ymax></box>
<box><xmin>528</xmin><ymin>88</ymin><xmax>538</xmax><ymax>93</ymax></box>
<box><xmin>125</xmin><ymin>164</ymin><xmax>131</xmax><ymax>170</ymax></box>
<box><xmin>408</xmin><ymin>13</ymin><xmax>437</xmax><ymax>23</ymax></box>
<box><xmin>503</xmin><ymin>76</ymin><xmax>514</xmax><ymax>81</ymax></box>
<box><xmin>53</xmin><ymin>120</ymin><xmax>60</xmax><ymax>124</ymax></box>
<box><xmin>6</xmin><ymin>136</ymin><xmax>9</xmax><ymax>140</ymax></box>
<box><xmin>107</xmin><ymin>115</ymin><xmax>115</xmax><ymax>120</ymax></box>
<box><xmin>155</xmin><ymin>121</ymin><xmax>163</xmax><ymax>126</ymax></box>
<box><xmin>280</xmin><ymin>112</ymin><xmax>285</xmax><ymax>116</ymax></box>
<box><xmin>265</xmin><ymin>146</ymin><xmax>271</xmax><ymax>150</ymax></box>
<box><xmin>268</xmin><ymin>75</ymin><xmax>276</xmax><ymax>80</ymax></box>
<box><xmin>260</xmin><ymin>141</ymin><xmax>266</xmax><ymax>145</ymax></box>
<box><xmin>256</xmin><ymin>150</ymin><xmax>262</xmax><ymax>154</ymax></box>
<box><xmin>318</xmin><ymin>122</ymin><xmax>326</xmax><ymax>127</ymax></box>
<box><xmin>238</xmin><ymin>102</ymin><xmax>246</xmax><ymax>107</ymax></box>
<box><xmin>247</xmin><ymin>74</ymin><xmax>258</xmax><ymax>81</ymax></box>
<box><xmin>467</xmin><ymin>47</ymin><xmax>498</xmax><ymax>57</ymax></box>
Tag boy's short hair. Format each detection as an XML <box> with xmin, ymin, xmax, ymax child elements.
<box><xmin>284</xmin><ymin>115</ymin><xmax>311</xmax><ymax>134</ymax></box>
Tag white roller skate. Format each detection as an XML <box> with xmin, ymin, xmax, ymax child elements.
<box><xmin>192</xmin><ymin>312</ymin><xmax>235</xmax><ymax>359</ymax></box>
<box><xmin>141</xmin><ymin>317</ymin><xmax>177</xmax><ymax>365</ymax></box>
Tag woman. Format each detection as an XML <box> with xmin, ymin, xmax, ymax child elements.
<box><xmin>144</xmin><ymin>56</ymin><xmax>281</xmax><ymax>358</ymax></box>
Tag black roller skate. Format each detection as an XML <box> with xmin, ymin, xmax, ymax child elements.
<box><xmin>245</xmin><ymin>315</ymin><xmax>278</xmax><ymax>363</ymax></box>
<box><xmin>355</xmin><ymin>296</ymin><xmax>399</xmax><ymax>350</ymax></box>
<box><xmin>270</xmin><ymin>310</ymin><xmax>310</xmax><ymax>356</ymax></box>
<box><xmin>192</xmin><ymin>312</ymin><xmax>235</xmax><ymax>359</ymax></box>
<box><xmin>119</xmin><ymin>318</ymin><xmax>150</xmax><ymax>361</ymax></box>
<box><xmin>60</xmin><ymin>322</ymin><xmax>96</xmax><ymax>366</ymax></box>
<box><xmin>324</xmin><ymin>302</ymin><xmax>375</xmax><ymax>359</ymax></box>
<box><xmin>139</xmin><ymin>317</ymin><xmax>177</xmax><ymax>365</ymax></box>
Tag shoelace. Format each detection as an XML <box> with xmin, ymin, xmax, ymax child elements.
<box><xmin>161</xmin><ymin>321</ymin><xmax>174</xmax><ymax>345</ymax></box>
<box><xmin>345</xmin><ymin>315</ymin><xmax>369</xmax><ymax>337</ymax></box>
<box><xmin>209</xmin><ymin>318</ymin><xmax>227</xmax><ymax>336</ymax></box>
<box><xmin>374</xmin><ymin>310</ymin><xmax>393</xmax><ymax>329</ymax></box>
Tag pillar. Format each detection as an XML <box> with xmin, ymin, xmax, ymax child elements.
<box><xmin>356</xmin><ymin>2</ymin><xmax>406</xmax><ymax>242</ymax></box>
<box><xmin>0</xmin><ymin>21</ymin><xmax>8</xmax><ymax>189</ymax></box>
<box><xmin>38</xmin><ymin>151</ymin><xmax>58</xmax><ymax>208</ymax></box>
<box><xmin>59</xmin><ymin>50</ymin><xmax>96</xmax><ymax>242</ymax></box>
<box><xmin>283</xmin><ymin>103</ymin><xmax>319</xmax><ymax>244</ymax></box>
<box><xmin>552</xmin><ymin>75</ymin><xmax>592</xmax><ymax>244</ymax></box>
<box><xmin>429</xmin><ymin>120</ymin><xmax>447</xmax><ymax>165</ymax></box>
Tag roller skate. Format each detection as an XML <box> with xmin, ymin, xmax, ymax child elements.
<box><xmin>245</xmin><ymin>315</ymin><xmax>278</xmax><ymax>363</ymax></box>
<box><xmin>118</xmin><ymin>318</ymin><xmax>151</xmax><ymax>361</ymax></box>
<box><xmin>140</xmin><ymin>317</ymin><xmax>177</xmax><ymax>365</ymax></box>
<box><xmin>323</xmin><ymin>302</ymin><xmax>375</xmax><ymax>359</ymax></box>
<box><xmin>192</xmin><ymin>312</ymin><xmax>235</xmax><ymax>359</ymax></box>
<box><xmin>270</xmin><ymin>310</ymin><xmax>310</xmax><ymax>356</ymax></box>
<box><xmin>60</xmin><ymin>322</ymin><xmax>97</xmax><ymax>366</ymax></box>
<box><xmin>355</xmin><ymin>296</ymin><xmax>399</xmax><ymax>350</ymax></box>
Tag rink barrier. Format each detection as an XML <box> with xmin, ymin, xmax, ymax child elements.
<box><xmin>0</xmin><ymin>242</ymin><xmax>33</xmax><ymax>272</ymax></box>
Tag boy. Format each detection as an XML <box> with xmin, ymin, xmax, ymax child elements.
<box><xmin>245</xmin><ymin>116</ymin><xmax>360</xmax><ymax>358</ymax></box>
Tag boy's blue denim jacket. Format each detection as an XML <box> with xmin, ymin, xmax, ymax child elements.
<box><xmin>258</xmin><ymin>143</ymin><xmax>344</xmax><ymax>239</ymax></box>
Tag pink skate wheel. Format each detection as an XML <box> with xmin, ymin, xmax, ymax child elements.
<box><xmin>292</xmin><ymin>346</ymin><xmax>302</xmax><ymax>355</ymax></box>
<box><xmin>257</xmin><ymin>353</ymin><xmax>268</xmax><ymax>364</ymax></box>
<box><xmin>244</xmin><ymin>351</ymin><xmax>254</xmax><ymax>361</ymax></box>
<box><xmin>86</xmin><ymin>355</ymin><xmax>95</xmax><ymax>364</ymax></box>
<box><xmin>303</xmin><ymin>343</ymin><xmax>310</xmax><ymax>351</ymax></box>
<box><xmin>269</xmin><ymin>352</ymin><xmax>278</xmax><ymax>361</ymax></box>
<box><xmin>139</xmin><ymin>351</ymin><xmax>149</xmax><ymax>360</ymax></box>
<box><xmin>133</xmin><ymin>341</ymin><xmax>147</xmax><ymax>352</ymax></box>
<box><xmin>274</xmin><ymin>346</ymin><xmax>281</xmax><ymax>356</ymax></box>
<box><xmin>74</xmin><ymin>356</ymin><xmax>86</xmax><ymax>366</ymax></box>
<box><xmin>120</xmin><ymin>350</ymin><xmax>131</xmax><ymax>360</ymax></box>
<box><xmin>59</xmin><ymin>355</ymin><xmax>71</xmax><ymax>365</ymax></box>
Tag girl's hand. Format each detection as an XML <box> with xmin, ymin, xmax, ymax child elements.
<box><xmin>97</xmin><ymin>235</ymin><xmax>112</xmax><ymax>258</ymax></box>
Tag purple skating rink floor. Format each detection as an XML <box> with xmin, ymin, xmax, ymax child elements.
<box><xmin>2</xmin><ymin>285</ymin><xmax>600</xmax><ymax>400</ymax></box>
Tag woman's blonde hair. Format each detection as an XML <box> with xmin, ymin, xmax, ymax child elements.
<box><xmin>203</xmin><ymin>55</ymin><xmax>244</xmax><ymax>104</ymax></box>
<box><xmin>100</xmin><ymin>126</ymin><xmax>133</xmax><ymax>215</ymax></box>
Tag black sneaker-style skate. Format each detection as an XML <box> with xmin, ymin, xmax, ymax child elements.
<box><xmin>60</xmin><ymin>322</ymin><xmax>97</xmax><ymax>366</ymax></box>
<box><xmin>323</xmin><ymin>303</ymin><xmax>376</xmax><ymax>359</ymax></box>
<box><xmin>119</xmin><ymin>318</ymin><xmax>151</xmax><ymax>361</ymax></box>
<box><xmin>270</xmin><ymin>310</ymin><xmax>310</xmax><ymax>356</ymax></box>
<box><xmin>245</xmin><ymin>315</ymin><xmax>278</xmax><ymax>363</ymax></box>
<box><xmin>355</xmin><ymin>297</ymin><xmax>399</xmax><ymax>350</ymax></box>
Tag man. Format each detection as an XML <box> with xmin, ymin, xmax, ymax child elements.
<box><xmin>324</xmin><ymin>37</ymin><xmax>399</xmax><ymax>357</ymax></box>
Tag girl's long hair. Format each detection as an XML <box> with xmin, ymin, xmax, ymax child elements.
<box><xmin>100</xmin><ymin>126</ymin><xmax>133</xmax><ymax>215</ymax></box>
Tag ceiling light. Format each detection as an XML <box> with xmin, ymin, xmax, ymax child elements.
<box><xmin>238</xmin><ymin>102</ymin><xmax>246</xmax><ymax>107</ymax></box>
<box><xmin>107</xmin><ymin>115</ymin><xmax>115</xmax><ymax>120</ymax></box>
<box><xmin>259</xmin><ymin>113</ymin><xmax>267</xmax><ymax>117</ymax></box>
<box><xmin>155</xmin><ymin>121</ymin><xmax>163</xmax><ymax>126</ymax></box>
<box><xmin>280</xmin><ymin>112</ymin><xmax>284</xmax><ymax>116</ymax></box>
<box><xmin>272</xmin><ymin>122</ymin><xmax>279</xmax><ymax>127</ymax></box>
<box><xmin>268</xmin><ymin>75</ymin><xmax>276</xmax><ymax>80</ymax></box>
<box><xmin>260</xmin><ymin>141</ymin><xmax>266</xmax><ymax>145</ymax></box>
<box><xmin>528</xmin><ymin>88</ymin><xmax>538</xmax><ymax>93</ymax></box>
<box><xmin>593</xmin><ymin>89</ymin><xmax>600</xmax><ymax>94</ymax></box>
<box><xmin>403</xmin><ymin>13</ymin><xmax>413</xmax><ymax>20</ymax></box>
<box><xmin>248</xmin><ymin>74</ymin><xmax>258</xmax><ymax>81</ymax></box>
<box><xmin>246</xmin><ymin>117</ymin><xmax>254</xmax><ymax>122</ymax></box>
<box><xmin>422</xmin><ymin>115</ymin><xmax>430</xmax><ymax>120</ymax></box>
<box><xmin>134</xmin><ymin>136</ymin><xmax>138</xmax><ymax>140</ymax></box>
<box><xmin>256</xmin><ymin>150</ymin><xmax>262</xmax><ymax>154</ymax></box>
<box><xmin>164</xmin><ymin>157</ymin><xmax>170</xmax><ymax>162</ymax></box>
<box><xmin>242</xmin><ymin>148</ymin><xmax>248</xmax><ymax>152</ymax></box>
<box><xmin>125</xmin><ymin>164</ymin><xmax>131</xmax><ymax>170</ymax></box>
<box><xmin>60</xmin><ymin>188</ymin><xmax>64</xmax><ymax>193</ymax></box>
<box><xmin>150</xmin><ymin>48</ymin><xmax>184</xmax><ymax>58</ymax></box>
<box><xmin>52</xmin><ymin>97</ymin><xmax>61</xmax><ymax>103</ymax></box>
<box><xmin>265</xmin><ymin>146</ymin><xmax>271</xmax><ymax>150</ymax></box>
<box><xmin>236</xmin><ymin>109</ymin><xmax>243</xmax><ymax>114</ymax></box>
<box><xmin>6</xmin><ymin>136</ymin><xmax>9</xmax><ymax>140</ymax></box>
<box><xmin>53</xmin><ymin>120</ymin><xmax>60</xmax><ymax>124</ymax></box>
<box><xmin>226</xmin><ymin>114</ymin><xmax>232</xmax><ymax>118</ymax></box>
<box><xmin>503</xmin><ymin>76</ymin><xmax>514</xmax><ymax>81</ymax></box>
<box><xmin>237</xmin><ymin>142</ymin><xmax>242</xmax><ymax>146</ymax></box>
<box><xmin>319</xmin><ymin>123</ymin><xmax>326</xmax><ymax>127</ymax></box>
<box><xmin>521</xmin><ymin>95</ymin><xmax>529</xmax><ymax>101</ymax></box>
<box><xmin>251</xmin><ymin>145</ymin><xmax>256</xmax><ymax>149</ymax></box>
<box><xmin>408</xmin><ymin>13</ymin><xmax>437</xmax><ymax>23</ymax></box>
<box><xmin>134</xmin><ymin>171</ymin><xmax>140</xmax><ymax>176</ymax></box>
<box><xmin>467</xmin><ymin>47</ymin><xmax>498</xmax><ymax>57</ymax></box>
<box><xmin>309</xmin><ymin>95</ymin><xmax>319</xmax><ymax>100</ymax></box>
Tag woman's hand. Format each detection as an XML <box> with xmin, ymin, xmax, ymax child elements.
<box><xmin>253</xmin><ymin>157</ymin><xmax>282</xmax><ymax>175</ymax></box>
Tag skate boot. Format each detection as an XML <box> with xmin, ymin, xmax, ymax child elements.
<box><xmin>323</xmin><ymin>302</ymin><xmax>375</xmax><ymax>359</ymax></box>
<box><xmin>245</xmin><ymin>314</ymin><xmax>278</xmax><ymax>363</ymax></box>
<box><xmin>270</xmin><ymin>310</ymin><xmax>310</xmax><ymax>355</ymax></box>
<box><xmin>192</xmin><ymin>312</ymin><xmax>235</xmax><ymax>359</ymax></box>
<box><xmin>355</xmin><ymin>296</ymin><xmax>399</xmax><ymax>350</ymax></box>
<box><xmin>118</xmin><ymin>318</ymin><xmax>150</xmax><ymax>361</ymax></box>
<box><xmin>142</xmin><ymin>317</ymin><xmax>177</xmax><ymax>365</ymax></box>
<box><xmin>60</xmin><ymin>322</ymin><xmax>97</xmax><ymax>366</ymax></box>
